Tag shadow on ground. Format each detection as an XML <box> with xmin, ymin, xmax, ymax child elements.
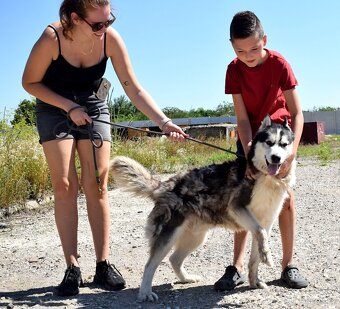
<box><xmin>0</xmin><ymin>279</ymin><xmax>287</xmax><ymax>309</ymax></box>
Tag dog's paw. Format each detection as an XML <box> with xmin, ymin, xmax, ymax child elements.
<box><xmin>177</xmin><ymin>274</ymin><xmax>201</xmax><ymax>284</ymax></box>
<box><xmin>257</xmin><ymin>234</ymin><xmax>273</xmax><ymax>267</ymax></box>
<box><xmin>249</xmin><ymin>279</ymin><xmax>268</xmax><ymax>289</ymax></box>
<box><xmin>137</xmin><ymin>290</ymin><xmax>159</xmax><ymax>302</ymax></box>
<box><xmin>261</xmin><ymin>249</ymin><xmax>274</xmax><ymax>267</ymax></box>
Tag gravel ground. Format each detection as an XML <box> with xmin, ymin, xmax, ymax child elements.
<box><xmin>0</xmin><ymin>158</ymin><xmax>339</xmax><ymax>309</ymax></box>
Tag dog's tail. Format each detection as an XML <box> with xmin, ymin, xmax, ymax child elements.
<box><xmin>109</xmin><ymin>156</ymin><xmax>160</xmax><ymax>198</ymax></box>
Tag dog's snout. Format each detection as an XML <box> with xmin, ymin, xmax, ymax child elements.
<box><xmin>271</xmin><ymin>154</ymin><xmax>281</xmax><ymax>164</ymax></box>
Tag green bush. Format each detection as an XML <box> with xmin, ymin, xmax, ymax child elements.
<box><xmin>0</xmin><ymin>125</ymin><xmax>51</xmax><ymax>208</ymax></box>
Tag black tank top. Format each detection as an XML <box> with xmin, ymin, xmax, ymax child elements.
<box><xmin>42</xmin><ymin>25</ymin><xmax>109</xmax><ymax>93</ymax></box>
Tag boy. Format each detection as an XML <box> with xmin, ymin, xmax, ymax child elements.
<box><xmin>214</xmin><ymin>11</ymin><xmax>308</xmax><ymax>290</ymax></box>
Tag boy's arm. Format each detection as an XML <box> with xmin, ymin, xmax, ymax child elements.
<box><xmin>232</xmin><ymin>94</ymin><xmax>253</xmax><ymax>157</ymax></box>
<box><xmin>283</xmin><ymin>88</ymin><xmax>304</xmax><ymax>156</ymax></box>
<box><xmin>279</xmin><ymin>88</ymin><xmax>304</xmax><ymax>177</ymax></box>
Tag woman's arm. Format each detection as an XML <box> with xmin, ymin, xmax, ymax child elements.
<box><xmin>22</xmin><ymin>26</ymin><xmax>100</xmax><ymax>125</ymax></box>
<box><xmin>22</xmin><ymin>27</ymin><xmax>78</xmax><ymax>112</ymax></box>
<box><xmin>106</xmin><ymin>28</ymin><xmax>187</xmax><ymax>138</ymax></box>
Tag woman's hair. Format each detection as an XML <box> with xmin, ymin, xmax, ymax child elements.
<box><xmin>59</xmin><ymin>0</ymin><xmax>111</xmax><ymax>39</ymax></box>
<box><xmin>229</xmin><ymin>11</ymin><xmax>264</xmax><ymax>42</ymax></box>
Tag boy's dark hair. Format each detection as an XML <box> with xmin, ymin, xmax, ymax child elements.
<box><xmin>230</xmin><ymin>11</ymin><xmax>264</xmax><ymax>41</ymax></box>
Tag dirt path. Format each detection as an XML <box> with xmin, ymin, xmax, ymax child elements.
<box><xmin>0</xmin><ymin>159</ymin><xmax>339</xmax><ymax>309</ymax></box>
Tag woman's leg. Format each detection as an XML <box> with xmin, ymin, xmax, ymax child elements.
<box><xmin>42</xmin><ymin>139</ymin><xmax>79</xmax><ymax>267</ymax></box>
<box><xmin>77</xmin><ymin>140</ymin><xmax>111</xmax><ymax>262</ymax></box>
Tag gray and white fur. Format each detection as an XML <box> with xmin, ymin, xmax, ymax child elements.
<box><xmin>110</xmin><ymin>115</ymin><xmax>296</xmax><ymax>302</ymax></box>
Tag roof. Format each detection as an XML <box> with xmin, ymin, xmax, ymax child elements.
<box><xmin>116</xmin><ymin>116</ymin><xmax>237</xmax><ymax>128</ymax></box>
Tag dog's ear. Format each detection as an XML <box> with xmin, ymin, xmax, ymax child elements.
<box><xmin>260</xmin><ymin>115</ymin><xmax>272</xmax><ymax>130</ymax></box>
<box><xmin>283</xmin><ymin>117</ymin><xmax>293</xmax><ymax>131</ymax></box>
<box><xmin>283</xmin><ymin>117</ymin><xmax>289</xmax><ymax>128</ymax></box>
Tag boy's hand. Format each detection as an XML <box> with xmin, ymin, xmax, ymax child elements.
<box><xmin>277</xmin><ymin>154</ymin><xmax>295</xmax><ymax>178</ymax></box>
<box><xmin>245</xmin><ymin>163</ymin><xmax>258</xmax><ymax>180</ymax></box>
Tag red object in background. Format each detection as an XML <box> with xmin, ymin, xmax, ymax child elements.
<box><xmin>301</xmin><ymin>122</ymin><xmax>325</xmax><ymax>144</ymax></box>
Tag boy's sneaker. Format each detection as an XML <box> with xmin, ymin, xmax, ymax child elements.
<box><xmin>56</xmin><ymin>264</ymin><xmax>84</xmax><ymax>296</ymax></box>
<box><xmin>281</xmin><ymin>265</ymin><xmax>308</xmax><ymax>289</ymax></box>
<box><xmin>93</xmin><ymin>260</ymin><xmax>126</xmax><ymax>290</ymax></box>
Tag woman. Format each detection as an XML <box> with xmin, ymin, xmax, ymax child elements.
<box><xmin>22</xmin><ymin>0</ymin><xmax>187</xmax><ymax>296</ymax></box>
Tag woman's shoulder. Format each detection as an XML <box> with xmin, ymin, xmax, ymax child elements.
<box><xmin>33</xmin><ymin>22</ymin><xmax>61</xmax><ymax>58</ymax></box>
<box><xmin>38</xmin><ymin>22</ymin><xmax>62</xmax><ymax>43</ymax></box>
<box><xmin>105</xmin><ymin>27</ymin><xmax>123</xmax><ymax>42</ymax></box>
<box><xmin>105</xmin><ymin>27</ymin><xmax>127</xmax><ymax>57</ymax></box>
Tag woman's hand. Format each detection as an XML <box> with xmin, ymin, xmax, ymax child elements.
<box><xmin>162</xmin><ymin>121</ymin><xmax>188</xmax><ymax>142</ymax></box>
<box><xmin>68</xmin><ymin>106</ymin><xmax>92</xmax><ymax>126</ymax></box>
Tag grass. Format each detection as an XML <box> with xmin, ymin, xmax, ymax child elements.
<box><xmin>298</xmin><ymin>135</ymin><xmax>340</xmax><ymax>163</ymax></box>
<box><xmin>0</xmin><ymin>125</ymin><xmax>339</xmax><ymax>209</ymax></box>
<box><xmin>0</xmin><ymin>126</ymin><xmax>50</xmax><ymax>208</ymax></box>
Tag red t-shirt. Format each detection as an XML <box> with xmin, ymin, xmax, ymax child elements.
<box><xmin>225</xmin><ymin>49</ymin><xmax>297</xmax><ymax>135</ymax></box>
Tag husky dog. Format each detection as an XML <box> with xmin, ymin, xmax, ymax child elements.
<box><xmin>110</xmin><ymin>115</ymin><xmax>296</xmax><ymax>302</ymax></box>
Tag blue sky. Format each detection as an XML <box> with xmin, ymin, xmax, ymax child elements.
<box><xmin>1</xmin><ymin>1</ymin><xmax>340</xmax><ymax>115</ymax></box>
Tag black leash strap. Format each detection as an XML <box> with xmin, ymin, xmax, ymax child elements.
<box><xmin>94</xmin><ymin>118</ymin><xmax>244</xmax><ymax>158</ymax></box>
<box><xmin>55</xmin><ymin>105</ymin><xmax>243</xmax><ymax>194</ymax></box>
<box><xmin>54</xmin><ymin>104</ymin><xmax>105</xmax><ymax>193</ymax></box>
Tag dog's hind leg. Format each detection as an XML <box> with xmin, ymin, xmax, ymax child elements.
<box><xmin>248</xmin><ymin>237</ymin><xmax>268</xmax><ymax>289</ymax></box>
<box><xmin>231</xmin><ymin>208</ymin><xmax>273</xmax><ymax>267</ymax></box>
<box><xmin>169</xmin><ymin>223</ymin><xmax>208</xmax><ymax>283</ymax></box>
<box><xmin>138</xmin><ymin>221</ymin><xmax>184</xmax><ymax>302</ymax></box>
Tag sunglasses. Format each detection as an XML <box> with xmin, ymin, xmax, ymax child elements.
<box><xmin>81</xmin><ymin>12</ymin><xmax>116</xmax><ymax>32</ymax></box>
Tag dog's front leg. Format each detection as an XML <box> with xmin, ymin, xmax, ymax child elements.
<box><xmin>254</xmin><ymin>228</ymin><xmax>273</xmax><ymax>267</ymax></box>
<box><xmin>232</xmin><ymin>208</ymin><xmax>273</xmax><ymax>266</ymax></box>
<box><xmin>248</xmin><ymin>236</ymin><xmax>268</xmax><ymax>289</ymax></box>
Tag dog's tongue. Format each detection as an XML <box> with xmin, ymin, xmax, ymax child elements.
<box><xmin>268</xmin><ymin>164</ymin><xmax>279</xmax><ymax>176</ymax></box>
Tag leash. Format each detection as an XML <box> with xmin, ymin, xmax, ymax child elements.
<box><xmin>93</xmin><ymin>117</ymin><xmax>244</xmax><ymax>158</ymax></box>
<box><xmin>54</xmin><ymin>105</ymin><xmax>105</xmax><ymax>193</ymax></box>
<box><xmin>55</xmin><ymin>106</ymin><xmax>243</xmax><ymax>193</ymax></box>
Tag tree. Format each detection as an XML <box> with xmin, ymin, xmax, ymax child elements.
<box><xmin>11</xmin><ymin>98</ymin><xmax>36</xmax><ymax>127</ymax></box>
<box><xmin>108</xmin><ymin>95</ymin><xmax>147</xmax><ymax>121</ymax></box>
<box><xmin>312</xmin><ymin>106</ymin><xmax>339</xmax><ymax>112</ymax></box>
<box><xmin>107</xmin><ymin>95</ymin><xmax>235</xmax><ymax>121</ymax></box>
<box><xmin>162</xmin><ymin>107</ymin><xmax>188</xmax><ymax>118</ymax></box>
<box><xmin>215</xmin><ymin>101</ymin><xmax>235</xmax><ymax>116</ymax></box>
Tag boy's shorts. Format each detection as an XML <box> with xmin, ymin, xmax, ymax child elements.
<box><xmin>36</xmin><ymin>91</ymin><xmax>111</xmax><ymax>144</ymax></box>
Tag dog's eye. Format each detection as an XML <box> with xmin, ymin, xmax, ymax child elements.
<box><xmin>280</xmin><ymin>143</ymin><xmax>288</xmax><ymax>147</ymax></box>
<box><xmin>266</xmin><ymin>141</ymin><xmax>274</xmax><ymax>146</ymax></box>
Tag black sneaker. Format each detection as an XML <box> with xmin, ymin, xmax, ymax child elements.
<box><xmin>214</xmin><ymin>265</ymin><xmax>246</xmax><ymax>291</ymax></box>
<box><xmin>93</xmin><ymin>260</ymin><xmax>126</xmax><ymax>290</ymax></box>
<box><xmin>281</xmin><ymin>265</ymin><xmax>308</xmax><ymax>289</ymax></box>
<box><xmin>56</xmin><ymin>264</ymin><xmax>84</xmax><ymax>296</ymax></box>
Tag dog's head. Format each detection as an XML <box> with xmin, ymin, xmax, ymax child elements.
<box><xmin>248</xmin><ymin>115</ymin><xmax>295</xmax><ymax>176</ymax></box>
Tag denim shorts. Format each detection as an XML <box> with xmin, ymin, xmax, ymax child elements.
<box><xmin>36</xmin><ymin>91</ymin><xmax>111</xmax><ymax>144</ymax></box>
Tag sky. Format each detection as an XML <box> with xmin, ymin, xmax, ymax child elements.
<box><xmin>1</xmin><ymin>1</ymin><xmax>340</xmax><ymax>116</ymax></box>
